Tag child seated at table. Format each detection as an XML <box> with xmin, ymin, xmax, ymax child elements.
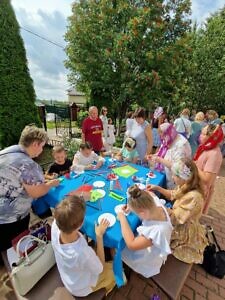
<box><xmin>45</xmin><ymin>145</ymin><xmax>72</xmax><ymax>179</ymax></box>
<box><xmin>147</xmin><ymin>159</ymin><xmax>208</xmax><ymax>264</ymax></box>
<box><xmin>117</xmin><ymin>185</ymin><xmax>173</xmax><ymax>278</ymax></box>
<box><xmin>51</xmin><ymin>195</ymin><xmax>116</xmax><ymax>297</ymax></box>
<box><xmin>115</xmin><ymin>137</ymin><xmax>139</xmax><ymax>164</ymax></box>
<box><xmin>72</xmin><ymin>142</ymin><xmax>105</xmax><ymax>170</ymax></box>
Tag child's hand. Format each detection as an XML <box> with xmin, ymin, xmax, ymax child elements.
<box><xmin>85</xmin><ymin>164</ymin><xmax>93</xmax><ymax>170</ymax></box>
<box><xmin>95</xmin><ymin>219</ymin><xmax>110</xmax><ymax>237</ymax></box>
<box><xmin>117</xmin><ymin>211</ymin><xmax>126</xmax><ymax>221</ymax></box>
<box><xmin>124</xmin><ymin>157</ymin><xmax>131</xmax><ymax>162</ymax></box>
<box><xmin>146</xmin><ymin>154</ymin><xmax>154</xmax><ymax>161</ymax></box>
<box><xmin>146</xmin><ymin>184</ymin><xmax>158</xmax><ymax>192</ymax></box>
<box><xmin>122</xmin><ymin>204</ymin><xmax>130</xmax><ymax>214</ymax></box>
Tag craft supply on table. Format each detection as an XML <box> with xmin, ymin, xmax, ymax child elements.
<box><xmin>93</xmin><ymin>180</ymin><xmax>105</xmax><ymax>188</ymax></box>
<box><xmin>109</xmin><ymin>180</ymin><xmax>114</xmax><ymax>191</ymax></box>
<box><xmin>91</xmin><ymin>189</ymin><xmax>105</xmax><ymax>201</ymax></box>
<box><xmin>145</xmin><ymin>177</ymin><xmax>150</xmax><ymax>187</ymax></box>
<box><xmin>113</xmin><ymin>165</ymin><xmax>138</xmax><ymax>178</ymax></box>
<box><xmin>114</xmin><ymin>179</ymin><xmax>122</xmax><ymax>190</ymax></box>
<box><xmin>98</xmin><ymin>213</ymin><xmax>116</xmax><ymax>227</ymax></box>
<box><xmin>107</xmin><ymin>173</ymin><xmax>118</xmax><ymax>180</ymax></box>
<box><xmin>109</xmin><ymin>191</ymin><xmax>125</xmax><ymax>201</ymax></box>
<box><xmin>146</xmin><ymin>171</ymin><xmax>156</xmax><ymax>178</ymax></box>
<box><xmin>68</xmin><ymin>185</ymin><xmax>93</xmax><ymax>196</ymax></box>
<box><xmin>114</xmin><ymin>204</ymin><xmax>129</xmax><ymax>216</ymax></box>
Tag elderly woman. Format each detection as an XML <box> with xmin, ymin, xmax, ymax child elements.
<box><xmin>188</xmin><ymin>111</ymin><xmax>206</xmax><ymax>156</ymax></box>
<box><xmin>148</xmin><ymin>123</ymin><xmax>191</xmax><ymax>188</ymax></box>
<box><xmin>0</xmin><ymin>125</ymin><xmax>59</xmax><ymax>251</ymax></box>
<box><xmin>194</xmin><ymin>124</ymin><xmax>224</xmax><ymax>214</ymax></box>
<box><xmin>148</xmin><ymin>160</ymin><xmax>208</xmax><ymax>264</ymax></box>
<box><xmin>129</xmin><ymin>107</ymin><xmax>153</xmax><ymax>162</ymax></box>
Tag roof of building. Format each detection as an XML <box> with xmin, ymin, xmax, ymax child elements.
<box><xmin>67</xmin><ymin>87</ymin><xmax>84</xmax><ymax>96</ymax></box>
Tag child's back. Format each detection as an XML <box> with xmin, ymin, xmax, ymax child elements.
<box><xmin>122</xmin><ymin>204</ymin><xmax>172</xmax><ymax>277</ymax></box>
<box><xmin>118</xmin><ymin>187</ymin><xmax>173</xmax><ymax>278</ymax></box>
<box><xmin>51</xmin><ymin>220</ymin><xmax>103</xmax><ymax>297</ymax></box>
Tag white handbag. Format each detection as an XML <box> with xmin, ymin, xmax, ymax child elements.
<box><xmin>11</xmin><ymin>235</ymin><xmax>56</xmax><ymax>296</ymax></box>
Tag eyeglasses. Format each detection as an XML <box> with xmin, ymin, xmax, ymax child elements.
<box><xmin>103</xmin><ymin>109</ymin><xmax>108</xmax><ymax>112</ymax></box>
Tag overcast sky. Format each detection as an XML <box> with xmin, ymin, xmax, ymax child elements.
<box><xmin>11</xmin><ymin>0</ymin><xmax>225</xmax><ymax>101</ymax></box>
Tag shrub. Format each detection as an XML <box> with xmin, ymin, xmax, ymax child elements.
<box><xmin>77</xmin><ymin>110</ymin><xmax>89</xmax><ymax>128</ymax></box>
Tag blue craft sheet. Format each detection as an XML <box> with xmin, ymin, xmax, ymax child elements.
<box><xmin>36</xmin><ymin>158</ymin><xmax>166</xmax><ymax>286</ymax></box>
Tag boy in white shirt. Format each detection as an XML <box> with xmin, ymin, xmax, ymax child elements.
<box><xmin>72</xmin><ymin>142</ymin><xmax>105</xmax><ymax>170</ymax></box>
<box><xmin>51</xmin><ymin>195</ymin><xmax>116</xmax><ymax>297</ymax></box>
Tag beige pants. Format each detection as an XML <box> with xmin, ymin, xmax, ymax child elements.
<box><xmin>92</xmin><ymin>262</ymin><xmax>116</xmax><ymax>295</ymax></box>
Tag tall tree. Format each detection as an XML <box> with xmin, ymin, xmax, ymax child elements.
<box><xmin>185</xmin><ymin>7</ymin><xmax>225</xmax><ymax>114</ymax></box>
<box><xmin>65</xmin><ymin>0</ymin><xmax>191</xmax><ymax>123</ymax></box>
<box><xmin>0</xmin><ymin>0</ymin><xmax>40</xmax><ymax>148</ymax></box>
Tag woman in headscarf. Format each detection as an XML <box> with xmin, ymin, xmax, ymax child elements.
<box><xmin>152</xmin><ymin>107</ymin><xmax>166</xmax><ymax>151</ymax></box>
<box><xmin>147</xmin><ymin>123</ymin><xmax>191</xmax><ymax>188</ymax></box>
<box><xmin>194</xmin><ymin>124</ymin><xmax>224</xmax><ymax>214</ymax></box>
<box><xmin>147</xmin><ymin>159</ymin><xmax>207</xmax><ymax>264</ymax></box>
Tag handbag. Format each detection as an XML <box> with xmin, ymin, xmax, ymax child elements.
<box><xmin>202</xmin><ymin>226</ymin><xmax>225</xmax><ymax>279</ymax></box>
<box><xmin>11</xmin><ymin>235</ymin><xmax>56</xmax><ymax>296</ymax></box>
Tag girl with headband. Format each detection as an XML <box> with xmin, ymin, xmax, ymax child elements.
<box><xmin>147</xmin><ymin>159</ymin><xmax>207</xmax><ymax>264</ymax></box>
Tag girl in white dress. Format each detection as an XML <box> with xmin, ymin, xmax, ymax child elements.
<box><xmin>117</xmin><ymin>185</ymin><xmax>173</xmax><ymax>278</ymax></box>
<box><xmin>105</xmin><ymin>118</ymin><xmax>116</xmax><ymax>152</ymax></box>
<box><xmin>99</xmin><ymin>106</ymin><xmax>108</xmax><ymax>149</ymax></box>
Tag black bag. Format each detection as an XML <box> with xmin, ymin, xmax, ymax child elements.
<box><xmin>202</xmin><ymin>226</ymin><xmax>225</xmax><ymax>279</ymax></box>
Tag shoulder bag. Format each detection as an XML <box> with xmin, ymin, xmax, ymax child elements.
<box><xmin>11</xmin><ymin>235</ymin><xmax>55</xmax><ymax>296</ymax></box>
<box><xmin>202</xmin><ymin>226</ymin><xmax>225</xmax><ymax>279</ymax></box>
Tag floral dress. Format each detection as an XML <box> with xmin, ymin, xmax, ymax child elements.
<box><xmin>168</xmin><ymin>189</ymin><xmax>208</xmax><ymax>264</ymax></box>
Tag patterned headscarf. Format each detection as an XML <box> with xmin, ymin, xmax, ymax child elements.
<box><xmin>155</xmin><ymin>123</ymin><xmax>178</xmax><ymax>172</ymax></box>
<box><xmin>171</xmin><ymin>160</ymin><xmax>192</xmax><ymax>181</ymax></box>
<box><xmin>153</xmin><ymin>107</ymin><xmax>163</xmax><ymax>119</ymax></box>
<box><xmin>193</xmin><ymin>125</ymin><xmax>224</xmax><ymax>161</ymax></box>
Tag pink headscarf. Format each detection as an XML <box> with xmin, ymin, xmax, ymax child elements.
<box><xmin>153</xmin><ymin>107</ymin><xmax>163</xmax><ymax>119</ymax></box>
<box><xmin>155</xmin><ymin>123</ymin><xmax>178</xmax><ymax>172</ymax></box>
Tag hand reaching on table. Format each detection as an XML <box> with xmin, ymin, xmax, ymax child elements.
<box><xmin>46</xmin><ymin>179</ymin><xmax>60</xmax><ymax>188</ymax></box>
<box><xmin>146</xmin><ymin>184</ymin><xmax>159</xmax><ymax>192</ymax></box>
<box><xmin>95</xmin><ymin>219</ymin><xmax>110</xmax><ymax>237</ymax></box>
<box><xmin>117</xmin><ymin>211</ymin><xmax>127</xmax><ymax>221</ymax></box>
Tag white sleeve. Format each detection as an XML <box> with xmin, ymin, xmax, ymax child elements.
<box><xmin>83</xmin><ymin>247</ymin><xmax>103</xmax><ymax>275</ymax></box>
<box><xmin>74</xmin><ymin>151</ymin><xmax>81</xmax><ymax>162</ymax></box>
<box><xmin>137</xmin><ymin>225</ymin><xmax>171</xmax><ymax>257</ymax></box>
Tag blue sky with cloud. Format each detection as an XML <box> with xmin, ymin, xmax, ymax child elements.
<box><xmin>11</xmin><ymin>0</ymin><xmax>225</xmax><ymax>101</ymax></box>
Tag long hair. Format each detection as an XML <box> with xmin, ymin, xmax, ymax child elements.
<box><xmin>175</xmin><ymin>159</ymin><xmax>203</xmax><ymax>199</ymax></box>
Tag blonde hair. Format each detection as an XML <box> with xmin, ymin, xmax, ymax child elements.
<box><xmin>175</xmin><ymin>159</ymin><xmax>203</xmax><ymax>199</ymax></box>
<box><xmin>181</xmin><ymin>108</ymin><xmax>190</xmax><ymax>116</ymax></box>
<box><xmin>19</xmin><ymin>125</ymin><xmax>48</xmax><ymax>147</ymax></box>
<box><xmin>207</xmin><ymin>110</ymin><xmax>218</xmax><ymax>119</ymax></box>
<box><xmin>52</xmin><ymin>145</ymin><xmax>66</xmax><ymax>154</ymax></box>
<box><xmin>128</xmin><ymin>185</ymin><xmax>155</xmax><ymax>211</ymax></box>
<box><xmin>54</xmin><ymin>196</ymin><xmax>86</xmax><ymax>234</ymax></box>
<box><xmin>195</xmin><ymin>112</ymin><xmax>205</xmax><ymax>122</ymax></box>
